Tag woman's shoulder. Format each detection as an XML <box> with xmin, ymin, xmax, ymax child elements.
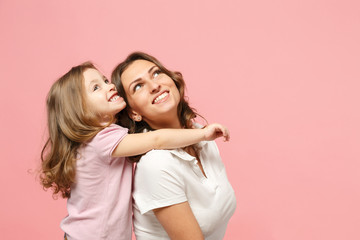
<box><xmin>138</xmin><ymin>149</ymin><xmax>177</xmax><ymax>163</ymax></box>
<box><xmin>143</xmin><ymin>149</ymin><xmax>174</xmax><ymax>158</ymax></box>
<box><xmin>136</xmin><ymin>149</ymin><xmax>182</xmax><ymax>172</ymax></box>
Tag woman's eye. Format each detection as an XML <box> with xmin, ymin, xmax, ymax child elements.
<box><xmin>104</xmin><ymin>79</ymin><xmax>110</xmax><ymax>84</ymax></box>
<box><xmin>134</xmin><ymin>84</ymin><xmax>142</xmax><ymax>92</ymax></box>
<box><xmin>153</xmin><ymin>70</ymin><xmax>161</xmax><ymax>78</ymax></box>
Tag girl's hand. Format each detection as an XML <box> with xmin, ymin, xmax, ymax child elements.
<box><xmin>203</xmin><ymin>123</ymin><xmax>230</xmax><ymax>142</ymax></box>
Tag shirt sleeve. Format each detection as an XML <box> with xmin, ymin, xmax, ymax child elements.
<box><xmin>133</xmin><ymin>150</ymin><xmax>187</xmax><ymax>214</ymax></box>
<box><xmin>92</xmin><ymin>124</ymin><xmax>128</xmax><ymax>163</ymax></box>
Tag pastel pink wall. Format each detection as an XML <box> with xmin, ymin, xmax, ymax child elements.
<box><xmin>1</xmin><ymin>0</ymin><xmax>359</xmax><ymax>239</ymax></box>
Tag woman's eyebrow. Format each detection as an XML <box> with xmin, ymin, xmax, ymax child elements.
<box><xmin>148</xmin><ymin>65</ymin><xmax>156</xmax><ymax>74</ymax></box>
<box><xmin>128</xmin><ymin>65</ymin><xmax>157</xmax><ymax>91</ymax></box>
<box><xmin>128</xmin><ymin>78</ymin><xmax>142</xmax><ymax>91</ymax></box>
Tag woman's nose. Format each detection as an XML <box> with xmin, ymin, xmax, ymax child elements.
<box><xmin>149</xmin><ymin>81</ymin><xmax>160</xmax><ymax>93</ymax></box>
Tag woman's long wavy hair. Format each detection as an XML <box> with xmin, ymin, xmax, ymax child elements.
<box><xmin>40</xmin><ymin>62</ymin><xmax>111</xmax><ymax>198</ymax></box>
<box><xmin>111</xmin><ymin>52</ymin><xmax>205</xmax><ymax>162</ymax></box>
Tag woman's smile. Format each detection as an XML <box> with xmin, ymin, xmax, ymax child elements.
<box><xmin>153</xmin><ymin>91</ymin><xmax>169</xmax><ymax>104</ymax></box>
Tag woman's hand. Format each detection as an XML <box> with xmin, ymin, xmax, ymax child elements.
<box><xmin>203</xmin><ymin>123</ymin><xmax>230</xmax><ymax>142</ymax></box>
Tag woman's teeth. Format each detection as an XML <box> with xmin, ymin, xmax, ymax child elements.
<box><xmin>154</xmin><ymin>92</ymin><xmax>168</xmax><ymax>103</ymax></box>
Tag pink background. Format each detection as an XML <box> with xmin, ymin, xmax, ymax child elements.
<box><xmin>1</xmin><ymin>0</ymin><xmax>359</xmax><ymax>239</ymax></box>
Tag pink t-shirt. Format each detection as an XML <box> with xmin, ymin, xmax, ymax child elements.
<box><xmin>61</xmin><ymin>124</ymin><xmax>132</xmax><ymax>240</ymax></box>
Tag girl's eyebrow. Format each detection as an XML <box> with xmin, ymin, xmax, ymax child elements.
<box><xmin>87</xmin><ymin>79</ymin><xmax>98</xmax><ymax>89</ymax></box>
<box><xmin>89</xmin><ymin>78</ymin><xmax>102</xmax><ymax>84</ymax></box>
<box><xmin>89</xmin><ymin>79</ymin><xmax>97</xmax><ymax>85</ymax></box>
<box><xmin>87</xmin><ymin>77</ymin><xmax>104</xmax><ymax>88</ymax></box>
<box><xmin>128</xmin><ymin>65</ymin><xmax>157</xmax><ymax>91</ymax></box>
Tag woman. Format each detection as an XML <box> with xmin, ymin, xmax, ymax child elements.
<box><xmin>112</xmin><ymin>52</ymin><xmax>236</xmax><ymax>240</ymax></box>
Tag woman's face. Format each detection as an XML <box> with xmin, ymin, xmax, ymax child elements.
<box><xmin>121</xmin><ymin>59</ymin><xmax>181</xmax><ymax>129</ymax></box>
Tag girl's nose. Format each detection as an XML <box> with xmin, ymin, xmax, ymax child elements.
<box><xmin>108</xmin><ymin>83</ymin><xmax>116</xmax><ymax>91</ymax></box>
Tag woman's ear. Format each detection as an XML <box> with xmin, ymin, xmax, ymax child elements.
<box><xmin>128</xmin><ymin>109</ymin><xmax>142</xmax><ymax>122</ymax></box>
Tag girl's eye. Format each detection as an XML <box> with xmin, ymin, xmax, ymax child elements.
<box><xmin>93</xmin><ymin>85</ymin><xmax>100</xmax><ymax>91</ymax></box>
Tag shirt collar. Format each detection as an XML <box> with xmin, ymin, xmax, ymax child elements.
<box><xmin>167</xmin><ymin>141</ymin><xmax>209</xmax><ymax>162</ymax></box>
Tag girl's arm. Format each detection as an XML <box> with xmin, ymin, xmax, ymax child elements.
<box><xmin>153</xmin><ymin>202</ymin><xmax>204</xmax><ymax>240</ymax></box>
<box><xmin>112</xmin><ymin>123</ymin><xmax>229</xmax><ymax>157</ymax></box>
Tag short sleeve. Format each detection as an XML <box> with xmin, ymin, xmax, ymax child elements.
<box><xmin>133</xmin><ymin>150</ymin><xmax>187</xmax><ymax>214</ymax></box>
<box><xmin>91</xmin><ymin>124</ymin><xmax>128</xmax><ymax>162</ymax></box>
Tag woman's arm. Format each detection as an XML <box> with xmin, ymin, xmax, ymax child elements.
<box><xmin>153</xmin><ymin>202</ymin><xmax>204</xmax><ymax>240</ymax></box>
<box><xmin>112</xmin><ymin>123</ymin><xmax>229</xmax><ymax>157</ymax></box>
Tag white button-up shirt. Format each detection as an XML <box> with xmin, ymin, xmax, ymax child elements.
<box><xmin>133</xmin><ymin>140</ymin><xmax>236</xmax><ymax>240</ymax></box>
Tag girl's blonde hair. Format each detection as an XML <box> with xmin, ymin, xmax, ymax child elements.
<box><xmin>40</xmin><ymin>62</ymin><xmax>110</xmax><ymax>198</ymax></box>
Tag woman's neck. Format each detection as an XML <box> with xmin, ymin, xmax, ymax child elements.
<box><xmin>148</xmin><ymin>117</ymin><xmax>182</xmax><ymax>130</ymax></box>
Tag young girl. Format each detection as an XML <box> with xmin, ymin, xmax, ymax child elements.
<box><xmin>40</xmin><ymin>62</ymin><xmax>229</xmax><ymax>240</ymax></box>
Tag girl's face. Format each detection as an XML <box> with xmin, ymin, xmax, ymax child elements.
<box><xmin>83</xmin><ymin>68</ymin><xmax>126</xmax><ymax>121</ymax></box>
<box><xmin>121</xmin><ymin>60</ymin><xmax>181</xmax><ymax>129</ymax></box>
